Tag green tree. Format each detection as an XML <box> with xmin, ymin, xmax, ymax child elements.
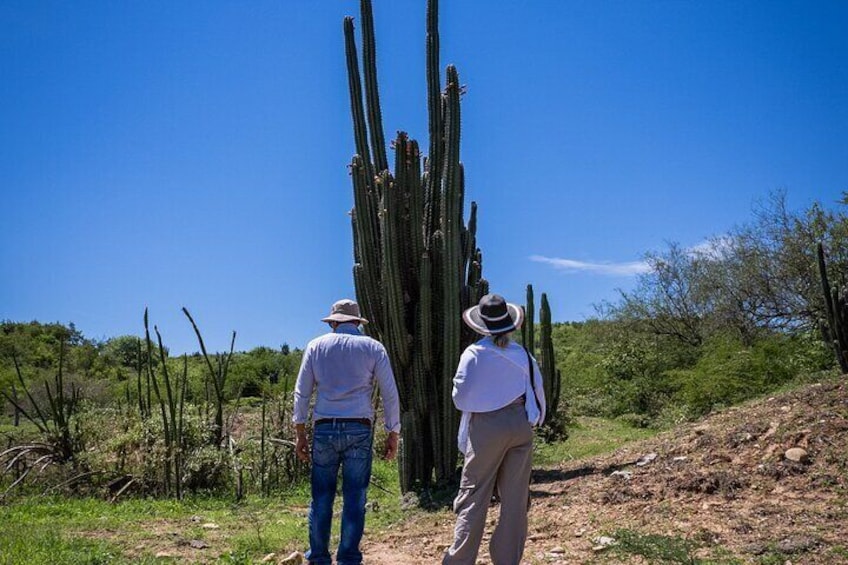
<box><xmin>614</xmin><ymin>192</ymin><xmax>847</xmax><ymax>346</ymax></box>
<box><xmin>615</xmin><ymin>243</ymin><xmax>707</xmax><ymax>348</ymax></box>
<box><xmin>723</xmin><ymin>191</ymin><xmax>847</xmax><ymax>332</ymax></box>
<box><xmin>101</xmin><ymin>335</ymin><xmax>156</xmax><ymax>371</ymax></box>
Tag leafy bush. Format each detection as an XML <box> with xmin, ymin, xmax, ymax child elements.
<box><xmin>553</xmin><ymin>318</ymin><xmax>836</xmax><ymax>428</ymax></box>
<box><xmin>668</xmin><ymin>332</ymin><xmax>831</xmax><ymax>418</ymax></box>
<box><xmin>183</xmin><ymin>445</ymin><xmax>230</xmax><ymax>492</ymax></box>
<box><xmin>616</xmin><ymin>412</ymin><xmax>653</xmax><ymax>429</ymax></box>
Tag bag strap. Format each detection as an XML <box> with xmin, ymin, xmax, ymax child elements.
<box><xmin>523</xmin><ymin>346</ymin><xmax>543</xmax><ymax>415</ymax></box>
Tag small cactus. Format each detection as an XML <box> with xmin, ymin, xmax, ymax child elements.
<box><xmin>817</xmin><ymin>242</ymin><xmax>848</xmax><ymax>373</ymax></box>
<box><xmin>524</xmin><ymin>285</ymin><xmax>563</xmax><ymax>427</ymax></box>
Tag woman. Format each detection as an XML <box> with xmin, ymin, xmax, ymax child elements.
<box><xmin>443</xmin><ymin>293</ymin><xmax>546</xmax><ymax>565</ymax></box>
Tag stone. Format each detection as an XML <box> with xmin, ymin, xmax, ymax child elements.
<box><xmin>592</xmin><ymin>536</ymin><xmax>617</xmax><ymax>551</ymax></box>
<box><xmin>280</xmin><ymin>551</ymin><xmax>304</xmax><ymax>564</ymax></box>
<box><xmin>189</xmin><ymin>540</ymin><xmax>209</xmax><ymax>549</ymax></box>
<box><xmin>635</xmin><ymin>453</ymin><xmax>658</xmax><ymax>467</ymax></box>
<box><xmin>201</xmin><ymin>522</ymin><xmax>220</xmax><ymax>529</ymax></box>
<box><xmin>784</xmin><ymin>447</ymin><xmax>809</xmax><ymax>463</ymax></box>
<box><xmin>400</xmin><ymin>491</ymin><xmax>419</xmax><ymax>510</ymax></box>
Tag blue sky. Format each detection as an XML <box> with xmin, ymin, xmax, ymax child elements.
<box><xmin>1</xmin><ymin>1</ymin><xmax>846</xmax><ymax>354</ymax></box>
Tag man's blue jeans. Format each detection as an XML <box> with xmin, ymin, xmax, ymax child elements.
<box><xmin>306</xmin><ymin>420</ymin><xmax>373</xmax><ymax>565</ymax></box>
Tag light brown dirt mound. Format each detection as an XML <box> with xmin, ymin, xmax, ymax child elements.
<box><xmin>363</xmin><ymin>378</ymin><xmax>848</xmax><ymax>564</ymax></box>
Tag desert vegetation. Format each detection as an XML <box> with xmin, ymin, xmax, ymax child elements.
<box><xmin>557</xmin><ymin>192</ymin><xmax>847</xmax><ymax>429</ymax></box>
<box><xmin>0</xmin><ymin>192</ymin><xmax>844</xmax><ymax>563</ymax></box>
<box><xmin>1</xmin><ymin>0</ymin><xmax>846</xmax><ymax>561</ymax></box>
<box><xmin>0</xmin><ymin>312</ymin><xmax>307</xmax><ymax>503</ymax></box>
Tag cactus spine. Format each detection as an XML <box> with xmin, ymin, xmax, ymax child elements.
<box><xmin>817</xmin><ymin>242</ymin><xmax>848</xmax><ymax>373</ymax></box>
<box><xmin>344</xmin><ymin>0</ymin><xmax>486</xmax><ymax>489</ymax></box>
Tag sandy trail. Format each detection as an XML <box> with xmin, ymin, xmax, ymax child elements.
<box><xmin>356</xmin><ymin>379</ymin><xmax>848</xmax><ymax>564</ymax></box>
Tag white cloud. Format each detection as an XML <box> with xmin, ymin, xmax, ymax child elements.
<box><xmin>530</xmin><ymin>255</ymin><xmax>651</xmax><ymax>276</ymax></box>
<box><xmin>687</xmin><ymin>236</ymin><xmax>733</xmax><ymax>260</ymax></box>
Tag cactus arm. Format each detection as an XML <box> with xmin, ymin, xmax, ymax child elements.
<box><xmin>525</xmin><ymin>284</ymin><xmax>535</xmax><ymax>353</ymax></box>
<box><xmin>425</xmin><ymin>0</ymin><xmax>442</xmax><ymax>238</ymax></box>
<box><xmin>360</xmin><ymin>0</ymin><xmax>389</xmax><ymax>174</ymax></box>
<box><xmin>380</xmin><ymin>170</ymin><xmax>410</xmax><ymax>370</ymax></box>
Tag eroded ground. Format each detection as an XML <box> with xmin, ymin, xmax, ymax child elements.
<box><xmin>363</xmin><ymin>379</ymin><xmax>848</xmax><ymax>564</ymax></box>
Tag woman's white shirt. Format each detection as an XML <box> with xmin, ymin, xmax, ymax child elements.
<box><xmin>452</xmin><ymin>337</ymin><xmax>546</xmax><ymax>454</ymax></box>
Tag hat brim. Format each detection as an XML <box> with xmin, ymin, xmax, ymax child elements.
<box><xmin>462</xmin><ymin>303</ymin><xmax>524</xmax><ymax>336</ymax></box>
<box><xmin>321</xmin><ymin>314</ymin><xmax>369</xmax><ymax>325</ymax></box>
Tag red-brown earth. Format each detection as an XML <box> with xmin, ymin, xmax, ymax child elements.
<box><xmin>363</xmin><ymin>378</ymin><xmax>848</xmax><ymax>564</ymax></box>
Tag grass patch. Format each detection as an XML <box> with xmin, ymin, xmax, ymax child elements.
<box><xmin>601</xmin><ymin>528</ymin><xmax>750</xmax><ymax>564</ymax></box>
<box><xmin>534</xmin><ymin>416</ymin><xmax>657</xmax><ymax>466</ymax></box>
<box><xmin>830</xmin><ymin>546</ymin><xmax>848</xmax><ymax>560</ymax></box>
<box><xmin>0</xmin><ymin>495</ymin><xmax>260</xmax><ymax>564</ymax></box>
<box><xmin>608</xmin><ymin>528</ymin><xmax>699</xmax><ymax>564</ymax></box>
<box><xmin>0</xmin><ymin>458</ymin><xmax>406</xmax><ymax>564</ymax></box>
<box><xmin>0</xmin><ymin>524</ymin><xmax>123</xmax><ymax>565</ymax></box>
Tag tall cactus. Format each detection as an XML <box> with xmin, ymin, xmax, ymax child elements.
<box><xmin>539</xmin><ymin>293</ymin><xmax>562</xmax><ymax>418</ymax></box>
<box><xmin>344</xmin><ymin>0</ymin><xmax>487</xmax><ymax>490</ymax></box>
<box><xmin>817</xmin><ymin>242</ymin><xmax>848</xmax><ymax>373</ymax></box>
<box><xmin>522</xmin><ymin>284</ymin><xmax>535</xmax><ymax>353</ymax></box>
<box><xmin>524</xmin><ymin>285</ymin><xmax>564</xmax><ymax>431</ymax></box>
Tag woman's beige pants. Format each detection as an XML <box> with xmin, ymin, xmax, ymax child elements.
<box><xmin>443</xmin><ymin>403</ymin><xmax>534</xmax><ymax>565</ymax></box>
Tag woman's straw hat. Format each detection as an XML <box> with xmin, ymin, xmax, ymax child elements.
<box><xmin>462</xmin><ymin>293</ymin><xmax>523</xmax><ymax>336</ymax></box>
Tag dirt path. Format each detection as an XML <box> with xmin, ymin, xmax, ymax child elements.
<box><xmin>359</xmin><ymin>379</ymin><xmax>848</xmax><ymax>564</ymax></box>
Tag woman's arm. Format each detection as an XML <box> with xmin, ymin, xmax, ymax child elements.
<box><xmin>451</xmin><ymin>349</ymin><xmax>478</xmax><ymax>411</ymax></box>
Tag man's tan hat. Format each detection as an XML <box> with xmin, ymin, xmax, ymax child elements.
<box><xmin>321</xmin><ymin>299</ymin><xmax>369</xmax><ymax>324</ymax></box>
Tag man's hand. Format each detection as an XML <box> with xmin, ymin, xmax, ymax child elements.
<box><xmin>383</xmin><ymin>431</ymin><xmax>399</xmax><ymax>461</ymax></box>
<box><xmin>295</xmin><ymin>424</ymin><xmax>310</xmax><ymax>463</ymax></box>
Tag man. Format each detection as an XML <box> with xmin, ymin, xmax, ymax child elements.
<box><xmin>293</xmin><ymin>299</ymin><xmax>401</xmax><ymax>565</ymax></box>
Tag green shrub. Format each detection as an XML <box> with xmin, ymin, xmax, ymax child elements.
<box><xmin>183</xmin><ymin>445</ymin><xmax>230</xmax><ymax>492</ymax></box>
<box><xmin>616</xmin><ymin>412</ymin><xmax>653</xmax><ymax>429</ymax></box>
<box><xmin>669</xmin><ymin>332</ymin><xmax>829</xmax><ymax>418</ymax></box>
<box><xmin>554</xmin><ymin>319</ymin><xmax>833</xmax><ymax>427</ymax></box>
<box><xmin>598</xmin><ymin>338</ymin><xmax>679</xmax><ymax>420</ymax></box>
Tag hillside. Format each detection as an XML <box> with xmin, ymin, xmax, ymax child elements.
<box><xmin>363</xmin><ymin>377</ymin><xmax>848</xmax><ymax>564</ymax></box>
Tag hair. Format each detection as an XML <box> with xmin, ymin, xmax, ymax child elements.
<box><xmin>492</xmin><ymin>331</ymin><xmax>513</xmax><ymax>349</ymax></box>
